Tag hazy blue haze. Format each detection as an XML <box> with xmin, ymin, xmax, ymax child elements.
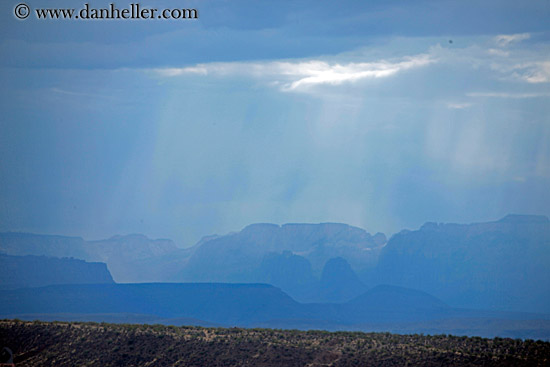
<box><xmin>0</xmin><ymin>0</ymin><xmax>549</xmax><ymax>246</ymax></box>
<box><xmin>1</xmin><ymin>214</ymin><xmax>549</xmax><ymax>339</ymax></box>
<box><xmin>1</xmin><ymin>215</ymin><xmax>548</xmax><ymax>313</ymax></box>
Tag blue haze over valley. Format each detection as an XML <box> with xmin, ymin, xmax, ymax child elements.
<box><xmin>0</xmin><ymin>0</ymin><xmax>549</xmax><ymax>340</ymax></box>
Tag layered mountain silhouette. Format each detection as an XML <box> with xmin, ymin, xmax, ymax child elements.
<box><xmin>85</xmin><ymin>234</ymin><xmax>189</xmax><ymax>282</ymax></box>
<box><xmin>0</xmin><ymin>232</ymin><xmax>188</xmax><ymax>283</ymax></box>
<box><xmin>0</xmin><ymin>223</ymin><xmax>383</xmax><ymax>302</ymax></box>
<box><xmin>0</xmin><ymin>214</ymin><xmax>548</xmax><ymax>312</ymax></box>
<box><xmin>373</xmin><ymin>214</ymin><xmax>550</xmax><ymax>313</ymax></box>
<box><xmin>1</xmin><ymin>283</ymin><xmax>548</xmax><ymax>339</ymax></box>
<box><xmin>175</xmin><ymin>223</ymin><xmax>383</xmax><ymax>284</ymax></box>
<box><xmin>0</xmin><ymin>283</ymin><xmax>301</xmax><ymax>325</ymax></box>
<box><xmin>257</xmin><ymin>250</ymin><xmax>316</xmax><ymax>297</ymax></box>
<box><xmin>316</xmin><ymin>257</ymin><xmax>368</xmax><ymax>303</ymax></box>
<box><xmin>0</xmin><ymin>254</ymin><xmax>113</xmax><ymax>289</ymax></box>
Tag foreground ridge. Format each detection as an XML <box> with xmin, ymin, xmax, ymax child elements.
<box><xmin>1</xmin><ymin>320</ymin><xmax>549</xmax><ymax>366</ymax></box>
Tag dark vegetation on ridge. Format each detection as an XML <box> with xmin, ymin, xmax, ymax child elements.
<box><xmin>1</xmin><ymin>320</ymin><xmax>549</xmax><ymax>367</ymax></box>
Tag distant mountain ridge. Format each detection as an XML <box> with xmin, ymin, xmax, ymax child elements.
<box><xmin>175</xmin><ymin>222</ymin><xmax>384</xmax><ymax>302</ymax></box>
<box><xmin>0</xmin><ymin>283</ymin><xmax>301</xmax><ymax>325</ymax></box>
<box><xmin>1</xmin><ymin>282</ymin><xmax>548</xmax><ymax>340</ymax></box>
<box><xmin>86</xmin><ymin>234</ymin><xmax>186</xmax><ymax>282</ymax></box>
<box><xmin>0</xmin><ymin>222</ymin><xmax>384</xmax><ymax>290</ymax></box>
<box><xmin>374</xmin><ymin>214</ymin><xmax>550</xmax><ymax>313</ymax></box>
<box><xmin>498</xmin><ymin>214</ymin><xmax>549</xmax><ymax>223</ymax></box>
<box><xmin>0</xmin><ymin>254</ymin><xmax>114</xmax><ymax>289</ymax></box>
<box><xmin>0</xmin><ymin>214</ymin><xmax>548</xmax><ymax>310</ymax></box>
<box><xmin>0</xmin><ymin>232</ymin><xmax>189</xmax><ymax>283</ymax></box>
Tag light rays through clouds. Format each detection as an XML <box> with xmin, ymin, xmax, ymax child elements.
<box><xmin>155</xmin><ymin>54</ymin><xmax>436</xmax><ymax>92</ymax></box>
<box><xmin>137</xmin><ymin>32</ymin><xmax>550</xmax><ymax>240</ymax></box>
<box><xmin>153</xmin><ymin>32</ymin><xmax>549</xmax><ymax>99</ymax></box>
<box><xmin>155</xmin><ymin>53</ymin><xmax>435</xmax><ymax>92</ymax></box>
<box><xmin>1</xmin><ymin>21</ymin><xmax>549</xmax><ymax>244</ymax></box>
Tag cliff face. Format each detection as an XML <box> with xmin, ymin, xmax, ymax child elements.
<box><xmin>85</xmin><ymin>234</ymin><xmax>186</xmax><ymax>283</ymax></box>
<box><xmin>1</xmin><ymin>215</ymin><xmax>548</xmax><ymax>311</ymax></box>
<box><xmin>0</xmin><ymin>224</ymin><xmax>385</xmax><ymax>289</ymax></box>
<box><xmin>0</xmin><ymin>232</ymin><xmax>187</xmax><ymax>283</ymax></box>
<box><xmin>0</xmin><ymin>254</ymin><xmax>113</xmax><ymax>289</ymax></box>
<box><xmin>177</xmin><ymin>222</ymin><xmax>384</xmax><ymax>283</ymax></box>
<box><xmin>374</xmin><ymin>215</ymin><xmax>550</xmax><ymax>312</ymax></box>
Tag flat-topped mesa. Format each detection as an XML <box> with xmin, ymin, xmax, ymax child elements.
<box><xmin>107</xmin><ymin>233</ymin><xmax>149</xmax><ymax>241</ymax></box>
<box><xmin>240</xmin><ymin>222</ymin><xmax>383</xmax><ymax>249</ymax></box>
<box><xmin>243</xmin><ymin>223</ymin><xmax>281</xmax><ymax>231</ymax></box>
<box><xmin>89</xmin><ymin>234</ymin><xmax>179</xmax><ymax>257</ymax></box>
<box><xmin>416</xmin><ymin>214</ymin><xmax>550</xmax><ymax>236</ymax></box>
<box><xmin>241</xmin><ymin>223</ymin><xmax>281</xmax><ymax>237</ymax></box>
<box><xmin>0</xmin><ymin>254</ymin><xmax>114</xmax><ymax>289</ymax></box>
<box><xmin>284</xmin><ymin>222</ymin><xmax>379</xmax><ymax>244</ymax></box>
<box><xmin>100</xmin><ymin>233</ymin><xmax>177</xmax><ymax>246</ymax></box>
<box><xmin>420</xmin><ymin>222</ymin><xmax>440</xmax><ymax>231</ymax></box>
<box><xmin>377</xmin><ymin>214</ymin><xmax>550</xmax><ymax>313</ymax></box>
<box><xmin>497</xmin><ymin>214</ymin><xmax>550</xmax><ymax>224</ymax></box>
<box><xmin>282</xmin><ymin>222</ymin><xmax>360</xmax><ymax>234</ymax></box>
<box><xmin>178</xmin><ymin>222</ymin><xmax>386</xmax><ymax>287</ymax></box>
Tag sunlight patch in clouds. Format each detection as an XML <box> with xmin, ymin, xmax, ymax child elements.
<box><xmin>488</xmin><ymin>60</ymin><xmax>550</xmax><ymax>84</ymax></box>
<box><xmin>494</xmin><ymin>33</ymin><xmax>531</xmax><ymax>47</ymax></box>
<box><xmin>467</xmin><ymin>92</ymin><xmax>550</xmax><ymax>98</ymax></box>
<box><xmin>153</xmin><ymin>34</ymin><xmax>550</xmax><ymax>97</ymax></box>
<box><xmin>446</xmin><ymin>102</ymin><xmax>472</xmax><ymax>109</ymax></box>
<box><xmin>280</xmin><ymin>55</ymin><xmax>435</xmax><ymax>90</ymax></box>
<box><xmin>516</xmin><ymin>61</ymin><xmax>550</xmax><ymax>83</ymax></box>
<box><xmin>153</xmin><ymin>53</ymin><xmax>436</xmax><ymax>92</ymax></box>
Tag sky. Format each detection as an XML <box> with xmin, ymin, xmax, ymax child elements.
<box><xmin>1</xmin><ymin>0</ymin><xmax>549</xmax><ymax>246</ymax></box>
